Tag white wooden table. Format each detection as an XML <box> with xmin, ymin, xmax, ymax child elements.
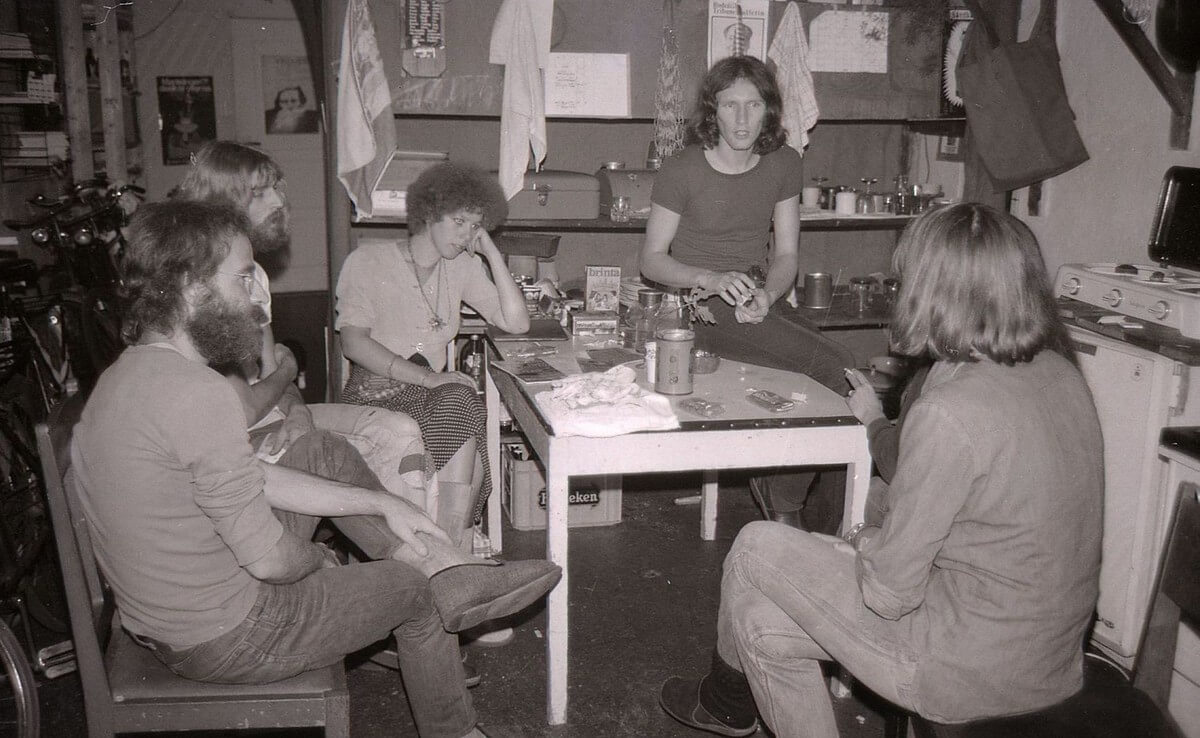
<box><xmin>485</xmin><ymin>345</ymin><xmax>872</xmax><ymax>725</ymax></box>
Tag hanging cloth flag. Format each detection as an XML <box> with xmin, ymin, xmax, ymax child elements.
<box><xmin>768</xmin><ymin>1</ymin><xmax>819</xmax><ymax>153</ymax></box>
<box><xmin>336</xmin><ymin>0</ymin><xmax>397</xmax><ymax>219</ymax></box>
<box><xmin>489</xmin><ymin>0</ymin><xmax>547</xmax><ymax>202</ymax></box>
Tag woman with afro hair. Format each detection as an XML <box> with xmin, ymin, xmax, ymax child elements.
<box><xmin>336</xmin><ymin>162</ymin><xmax>529</xmax><ymax>549</ymax></box>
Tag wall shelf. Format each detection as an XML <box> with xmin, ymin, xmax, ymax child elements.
<box><xmin>353</xmin><ymin>214</ymin><xmax>917</xmax><ymax>233</ymax></box>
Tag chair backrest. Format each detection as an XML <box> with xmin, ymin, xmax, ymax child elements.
<box><xmin>35</xmin><ymin>395</ymin><xmax>117</xmax><ymax>731</ymax></box>
<box><xmin>1133</xmin><ymin>481</ymin><xmax>1200</xmax><ymax>712</ymax></box>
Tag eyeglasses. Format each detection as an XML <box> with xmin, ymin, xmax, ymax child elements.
<box><xmin>217</xmin><ymin>270</ymin><xmax>269</xmax><ymax>302</ymax></box>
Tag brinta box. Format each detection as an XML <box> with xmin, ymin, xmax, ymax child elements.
<box><xmin>502</xmin><ymin>444</ymin><xmax>621</xmax><ymax>531</ymax></box>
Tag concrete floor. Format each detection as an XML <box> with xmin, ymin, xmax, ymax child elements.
<box><xmin>23</xmin><ymin>473</ymin><xmax>897</xmax><ymax>737</ymax></box>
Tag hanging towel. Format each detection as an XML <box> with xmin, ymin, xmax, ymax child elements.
<box><xmin>489</xmin><ymin>0</ymin><xmax>547</xmax><ymax>201</ymax></box>
<box><xmin>336</xmin><ymin>0</ymin><xmax>396</xmax><ymax>219</ymax></box>
<box><xmin>768</xmin><ymin>1</ymin><xmax>819</xmax><ymax>153</ymax></box>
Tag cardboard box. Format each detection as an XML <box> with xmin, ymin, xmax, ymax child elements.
<box><xmin>568</xmin><ymin>311</ymin><xmax>619</xmax><ymax>336</ymax></box>
<box><xmin>502</xmin><ymin>445</ymin><xmax>621</xmax><ymax>531</ymax></box>
<box><xmin>585</xmin><ymin>264</ymin><xmax>621</xmax><ymax>312</ymax></box>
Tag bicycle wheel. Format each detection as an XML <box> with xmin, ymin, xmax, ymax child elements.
<box><xmin>0</xmin><ymin>618</ymin><xmax>39</xmax><ymax>738</ymax></box>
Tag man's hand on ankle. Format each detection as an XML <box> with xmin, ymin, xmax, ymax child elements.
<box><xmin>378</xmin><ymin>495</ymin><xmax>450</xmax><ymax>558</ymax></box>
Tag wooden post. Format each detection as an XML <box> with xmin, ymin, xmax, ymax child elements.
<box><xmin>55</xmin><ymin>0</ymin><xmax>92</xmax><ymax>181</ymax></box>
<box><xmin>94</xmin><ymin>5</ymin><xmax>125</xmax><ymax>180</ymax></box>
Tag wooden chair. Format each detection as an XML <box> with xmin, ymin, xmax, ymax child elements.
<box><xmin>36</xmin><ymin>398</ymin><xmax>350</xmax><ymax>737</ymax></box>
<box><xmin>883</xmin><ymin>483</ymin><xmax>1200</xmax><ymax>738</ymax></box>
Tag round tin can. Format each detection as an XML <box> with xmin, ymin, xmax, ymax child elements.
<box><xmin>654</xmin><ymin>328</ymin><xmax>695</xmax><ymax>395</ymax></box>
<box><xmin>803</xmin><ymin>273</ymin><xmax>833</xmax><ymax>309</ymax></box>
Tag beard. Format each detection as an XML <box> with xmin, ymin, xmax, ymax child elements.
<box><xmin>185</xmin><ymin>290</ymin><xmax>267</xmax><ymax>370</ymax></box>
<box><xmin>249</xmin><ymin>207</ymin><xmax>291</xmax><ymax>256</ymax></box>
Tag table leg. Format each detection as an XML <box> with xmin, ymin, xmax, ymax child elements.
<box><xmin>700</xmin><ymin>469</ymin><xmax>719</xmax><ymax>540</ymax></box>
<box><xmin>841</xmin><ymin>434</ymin><xmax>872</xmax><ymax>534</ymax></box>
<box><xmin>545</xmin><ymin>459</ymin><xmax>570</xmax><ymax>725</ymax></box>
<box><xmin>485</xmin><ymin>372</ymin><xmax>503</xmax><ymax>554</ymax></box>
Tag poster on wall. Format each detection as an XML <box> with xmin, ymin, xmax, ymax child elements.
<box><xmin>158</xmin><ymin>76</ymin><xmax>216</xmax><ymax>165</ymax></box>
<box><xmin>708</xmin><ymin>0</ymin><xmax>768</xmax><ymax>68</ymax></box>
<box><xmin>261</xmin><ymin>55</ymin><xmax>320</xmax><ymax>135</ymax></box>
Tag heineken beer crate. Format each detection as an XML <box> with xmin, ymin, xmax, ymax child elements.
<box><xmin>501</xmin><ymin>444</ymin><xmax>621</xmax><ymax>531</ymax></box>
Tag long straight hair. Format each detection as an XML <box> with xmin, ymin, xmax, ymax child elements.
<box><xmin>889</xmin><ymin>203</ymin><xmax>1071</xmax><ymax>364</ymax></box>
<box><xmin>688</xmin><ymin>56</ymin><xmax>787</xmax><ymax>154</ymax></box>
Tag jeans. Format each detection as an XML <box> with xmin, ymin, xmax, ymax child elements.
<box><xmin>309</xmin><ymin>402</ymin><xmax>433</xmax><ymax>510</ymax></box>
<box><xmin>696</xmin><ymin>301</ymin><xmax>855</xmax><ymax>530</ymax></box>
<box><xmin>716</xmin><ymin>522</ymin><xmax>921</xmax><ymax>738</ymax></box>
<box><xmin>148</xmin><ymin>430</ymin><xmax>477</xmax><ymax>737</ymax></box>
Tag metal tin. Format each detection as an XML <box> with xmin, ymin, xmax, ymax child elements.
<box><xmin>803</xmin><ymin>273</ymin><xmax>833</xmax><ymax>309</ymax></box>
<box><xmin>654</xmin><ymin>328</ymin><xmax>694</xmax><ymax>395</ymax></box>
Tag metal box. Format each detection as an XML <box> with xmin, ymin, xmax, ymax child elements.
<box><xmin>506</xmin><ymin>170</ymin><xmax>600</xmax><ymax>220</ymax></box>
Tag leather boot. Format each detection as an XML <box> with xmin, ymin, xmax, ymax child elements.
<box><xmin>748</xmin><ymin>473</ymin><xmax>814</xmax><ymax>530</ymax></box>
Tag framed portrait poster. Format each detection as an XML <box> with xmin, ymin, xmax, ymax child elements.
<box><xmin>157</xmin><ymin>76</ymin><xmax>216</xmax><ymax>165</ymax></box>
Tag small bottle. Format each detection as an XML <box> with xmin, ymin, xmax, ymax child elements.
<box><xmin>892</xmin><ymin>175</ymin><xmax>911</xmax><ymax>215</ymax></box>
<box><xmin>459</xmin><ymin>334</ymin><xmax>485</xmax><ymax>392</ymax></box>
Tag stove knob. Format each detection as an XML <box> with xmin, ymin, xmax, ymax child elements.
<box><xmin>1061</xmin><ymin>276</ymin><xmax>1082</xmax><ymax>296</ymax></box>
<box><xmin>1101</xmin><ymin>289</ymin><xmax>1122</xmax><ymax>308</ymax></box>
<box><xmin>1148</xmin><ymin>300</ymin><xmax>1170</xmax><ymax>320</ymax></box>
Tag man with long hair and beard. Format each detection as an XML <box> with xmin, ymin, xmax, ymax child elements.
<box><xmin>72</xmin><ymin>201</ymin><xmax>559</xmax><ymax>736</ymax></box>
<box><xmin>171</xmin><ymin>141</ymin><xmax>437</xmax><ymax>527</ymax></box>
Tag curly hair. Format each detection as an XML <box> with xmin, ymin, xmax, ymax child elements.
<box><xmin>121</xmin><ymin>200</ymin><xmax>251</xmax><ymax>344</ymax></box>
<box><xmin>889</xmin><ymin>203</ymin><xmax>1070</xmax><ymax>365</ymax></box>
<box><xmin>405</xmin><ymin>162</ymin><xmax>508</xmax><ymax>235</ymax></box>
<box><xmin>172</xmin><ymin>140</ymin><xmax>283</xmax><ymax>208</ymax></box>
<box><xmin>688</xmin><ymin>56</ymin><xmax>787</xmax><ymax>154</ymax></box>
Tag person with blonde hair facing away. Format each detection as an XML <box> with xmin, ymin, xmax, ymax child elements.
<box><xmin>659</xmin><ymin>203</ymin><xmax>1103</xmax><ymax>737</ymax></box>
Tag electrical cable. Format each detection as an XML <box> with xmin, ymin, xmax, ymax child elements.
<box><xmin>133</xmin><ymin>0</ymin><xmax>187</xmax><ymax>41</ymax></box>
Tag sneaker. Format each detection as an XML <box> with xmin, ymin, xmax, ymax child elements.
<box><xmin>659</xmin><ymin>676</ymin><xmax>758</xmax><ymax>737</ymax></box>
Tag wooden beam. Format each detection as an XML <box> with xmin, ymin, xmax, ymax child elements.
<box><xmin>94</xmin><ymin>6</ymin><xmax>125</xmax><ymax>180</ymax></box>
<box><xmin>1092</xmin><ymin>0</ymin><xmax>1191</xmax><ymax>116</ymax></box>
<box><xmin>55</xmin><ymin>0</ymin><xmax>92</xmax><ymax>181</ymax></box>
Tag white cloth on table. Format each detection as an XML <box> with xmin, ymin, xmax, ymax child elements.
<box><xmin>489</xmin><ymin>0</ymin><xmax>547</xmax><ymax>201</ymax></box>
<box><xmin>336</xmin><ymin>0</ymin><xmax>396</xmax><ymax>218</ymax></box>
<box><xmin>768</xmin><ymin>1</ymin><xmax>819</xmax><ymax>153</ymax></box>
<box><xmin>535</xmin><ymin>366</ymin><xmax>679</xmax><ymax>438</ymax></box>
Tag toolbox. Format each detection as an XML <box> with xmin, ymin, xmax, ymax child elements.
<box><xmin>596</xmin><ymin>167</ymin><xmax>656</xmax><ymax>220</ymax></box>
<box><xmin>505</xmin><ymin>170</ymin><xmax>600</xmax><ymax>220</ymax></box>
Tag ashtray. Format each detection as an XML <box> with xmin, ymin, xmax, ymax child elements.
<box><xmin>691</xmin><ymin>349</ymin><xmax>721</xmax><ymax>374</ymax></box>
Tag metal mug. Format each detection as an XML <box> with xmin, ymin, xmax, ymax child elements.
<box><xmin>803</xmin><ymin>273</ymin><xmax>833</xmax><ymax>309</ymax></box>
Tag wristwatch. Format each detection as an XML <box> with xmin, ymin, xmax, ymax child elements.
<box><xmin>843</xmin><ymin>522</ymin><xmax>868</xmax><ymax>545</ymax></box>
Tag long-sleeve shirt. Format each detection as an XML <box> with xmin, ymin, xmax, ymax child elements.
<box><xmin>857</xmin><ymin>351</ymin><xmax>1103</xmax><ymax>722</ymax></box>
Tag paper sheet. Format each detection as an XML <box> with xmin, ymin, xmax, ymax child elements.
<box><xmin>544</xmin><ymin>52</ymin><xmax>630</xmax><ymax>118</ymax></box>
<box><xmin>707</xmin><ymin>0</ymin><xmax>769</xmax><ymax>67</ymax></box>
<box><xmin>807</xmin><ymin>10</ymin><xmax>889</xmax><ymax>74</ymax></box>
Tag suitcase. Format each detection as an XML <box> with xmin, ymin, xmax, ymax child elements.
<box><xmin>505</xmin><ymin>170</ymin><xmax>600</xmax><ymax>220</ymax></box>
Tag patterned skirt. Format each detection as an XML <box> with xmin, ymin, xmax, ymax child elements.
<box><xmin>341</xmin><ymin>363</ymin><xmax>491</xmax><ymax>522</ymax></box>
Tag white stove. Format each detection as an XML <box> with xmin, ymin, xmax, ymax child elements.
<box><xmin>1056</xmin><ymin>262</ymin><xmax>1200</xmax><ymax>340</ymax></box>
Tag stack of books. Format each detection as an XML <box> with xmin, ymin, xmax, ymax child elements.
<box><xmin>1</xmin><ymin>130</ymin><xmax>67</xmax><ymax>166</ymax></box>
<box><xmin>0</xmin><ymin>32</ymin><xmax>33</xmax><ymax>55</ymax></box>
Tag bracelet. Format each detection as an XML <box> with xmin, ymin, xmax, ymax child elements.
<box><xmin>843</xmin><ymin>522</ymin><xmax>868</xmax><ymax>545</ymax></box>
